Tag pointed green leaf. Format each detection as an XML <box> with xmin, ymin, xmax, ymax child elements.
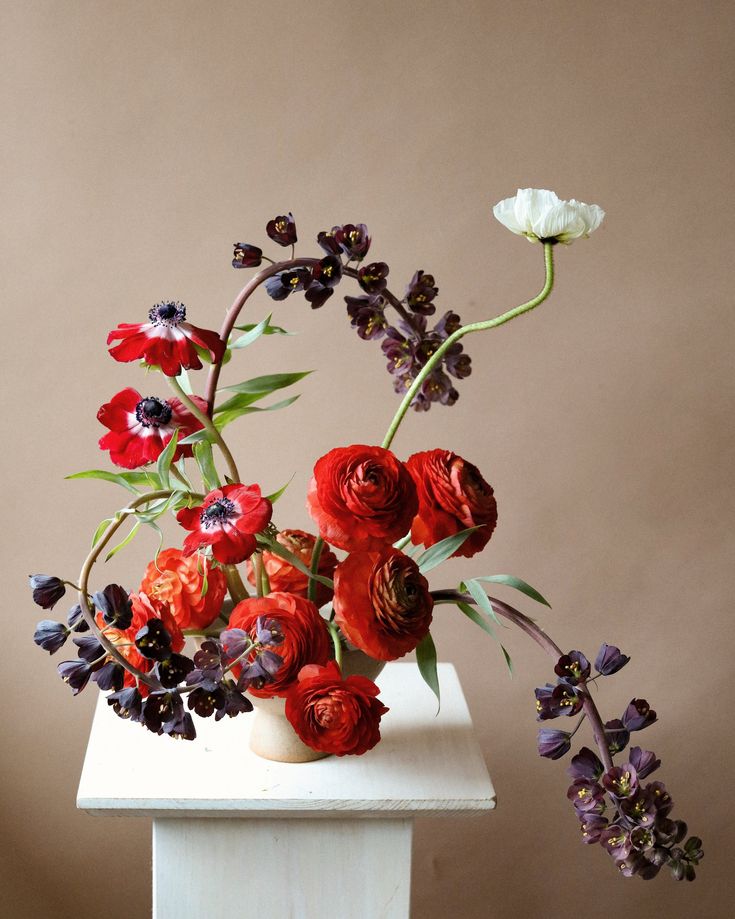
<box><xmin>91</xmin><ymin>517</ymin><xmax>115</xmax><ymax>548</ymax></box>
<box><xmin>156</xmin><ymin>430</ymin><xmax>179</xmax><ymax>489</ymax></box>
<box><xmin>462</xmin><ymin>578</ymin><xmax>503</xmax><ymax>627</ymax></box>
<box><xmin>265</xmin><ymin>474</ymin><xmax>294</xmax><ymax>504</ymax></box>
<box><xmin>213</xmin><ymin>389</ymin><xmax>273</xmax><ymax>415</ymax></box>
<box><xmin>193</xmin><ymin>441</ymin><xmax>221</xmax><ymax>491</ymax></box>
<box><xmin>220</xmin><ymin>371</ymin><xmax>312</xmax><ymax>395</ymax></box>
<box><xmin>260</xmin><ymin>537</ymin><xmax>334</xmax><ymax>589</ymax></box>
<box><xmin>457</xmin><ymin>600</ymin><xmax>496</xmax><ymax>638</ymax></box>
<box><xmin>229</xmin><ymin>314</ymin><xmax>276</xmax><ymax>349</ymax></box>
<box><xmin>104</xmin><ymin>521</ymin><xmax>141</xmax><ymax>562</ymax></box>
<box><xmin>416</xmin><ymin>526</ymin><xmax>483</xmax><ymax>573</ymax></box>
<box><xmin>472</xmin><ymin>575</ymin><xmax>551</xmax><ymax>608</ymax></box>
<box><xmin>66</xmin><ymin>469</ymin><xmax>144</xmax><ymax>494</ymax></box>
<box><xmin>175</xmin><ymin>368</ymin><xmax>193</xmax><ymax>395</ymax></box>
<box><xmin>215</xmin><ymin>395</ymin><xmax>300</xmax><ymax>430</ymax></box>
<box><xmin>416</xmin><ymin>632</ymin><xmax>440</xmax><ymax>712</ymax></box>
<box><xmin>178</xmin><ymin>428</ymin><xmax>214</xmax><ymax>446</ymax></box>
<box><xmin>501</xmin><ymin>644</ymin><xmax>514</xmax><ymax>677</ymax></box>
<box><xmin>234</xmin><ymin>318</ymin><xmax>292</xmax><ymax>336</ymax></box>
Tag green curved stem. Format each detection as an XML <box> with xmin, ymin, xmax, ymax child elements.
<box><xmin>168</xmin><ymin>375</ymin><xmax>241</xmax><ymax>484</ymax></box>
<box><xmin>381</xmin><ymin>242</ymin><xmax>555</xmax><ymax>450</ymax></box>
<box><xmin>307</xmin><ymin>536</ymin><xmax>324</xmax><ymax>603</ymax></box>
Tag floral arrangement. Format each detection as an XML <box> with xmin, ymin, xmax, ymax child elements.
<box><xmin>31</xmin><ymin>188</ymin><xmax>702</xmax><ymax>881</ymax></box>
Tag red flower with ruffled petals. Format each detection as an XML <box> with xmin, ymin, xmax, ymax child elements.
<box><xmin>97</xmin><ymin>388</ymin><xmax>207</xmax><ymax>469</ymax></box>
<box><xmin>228</xmin><ymin>592</ymin><xmax>331</xmax><ymax>697</ymax></box>
<box><xmin>176</xmin><ymin>484</ymin><xmax>272</xmax><ymax>565</ymax></box>
<box><xmin>406</xmin><ymin>449</ymin><xmax>497</xmax><ymax>558</ymax></box>
<box><xmin>333</xmin><ymin>547</ymin><xmax>433</xmax><ymax>660</ymax></box>
<box><xmin>107</xmin><ymin>301</ymin><xmax>224</xmax><ymax>377</ymax></box>
<box><xmin>307</xmin><ymin>444</ymin><xmax>418</xmax><ymax>551</ymax></box>
<box><xmin>139</xmin><ymin>547</ymin><xmax>226</xmax><ymax>630</ymax></box>
<box><xmin>285</xmin><ymin>661</ymin><xmax>388</xmax><ymax>755</ymax></box>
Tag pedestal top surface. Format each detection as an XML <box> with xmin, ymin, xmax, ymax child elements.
<box><xmin>77</xmin><ymin>662</ymin><xmax>496</xmax><ymax>818</ymax></box>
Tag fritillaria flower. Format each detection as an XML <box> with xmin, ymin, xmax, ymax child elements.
<box><xmin>57</xmin><ymin>660</ymin><xmax>94</xmax><ymax>695</ymax></box>
<box><xmin>604</xmin><ymin>718</ymin><xmax>630</xmax><ymax>754</ymax></box>
<box><xmin>579</xmin><ymin>813</ymin><xmax>608</xmax><ymax>844</ymax></box>
<box><xmin>405</xmin><ymin>270</ymin><xmax>438</xmax><ymax>315</ymax></box>
<box><xmin>493</xmin><ymin>188</ymin><xmax>605</xmax><ymax>244</ymax></box>
<box><xmin>567</xmin><ymin>780</ymin><xmax>605</xmax><ymax>814</ymax></box>
<box><xmin>107</xmin><ymin>301</ymin><xmax>224</xmax><ymax>377</ymax></box>
<box><xmin>232</xmin><ymin>243</ymin><xmax>263</xmax><ymax>268</ymax></box>
<box><xmin>555</xmin><ymin>650</ymin><xmax>591</xmax><ymax>686</ymax></box>
<box><xmin>357</xmin><ymin>262</ymin><xmax>389</xmax><ymax>294</ymax></box>
<box><xmin>266</xmin><ymin>213</ymin><xmax>297</xmax><ymax>247</ymax></box>
<box><xmin>629</xmin><ymin>746</ymin><xmax>661</xmax><ymax>779</ymax></box>
<box><xmin>537</xmin><ymin>728</ymin><xmax>572</xmax><ymax>760</ymax></box>
<box><xmin>595</xmin><ymin>642</ymin><xmax>630</xmax><ymax>675</ymax></box>
<box><xmin>92</xmin><ymin>583</ymin><xmax>133</xmax><ymax>630</ymax></box>
<box><xmin>567</xmin><ymin>746</ymin><xmax>603</xmax><ymax>782</ymax></box>
<box><xmin>333</xmin><ymin>223</ymin><xmax>371</xmax><ymax>260</ymax></box>
<box><xmin>33</xmin><ymin>620</ymin><xmax>69</xmax><ymax>654</ymax></box>
<box><xmin>97</xmin><ymin>388</ymin><xmax>206</xmax><ymax>469</ymax></box>
<box><xmin>265</xmin><ymin>268</ymin><xmax>312</xmax><ymax>301</ymax></box>
<box><xmin>29</xmin><ymin>575</ymin><xmax>66</xmax><ymax>610</ymax></box>
<box><xmin>602</xmin><ymin>764</ymin><xmax>639</xmax><ymax>798</ymax></box>
<box><xmin>107</xmin><ymin>686</ymin><xmax>143</xmax><ymax>721</ymax></box>
<box><xmin>622</xmin><ymin>699</ymin><xmax>657</xmax><ymax>732</ymax></box>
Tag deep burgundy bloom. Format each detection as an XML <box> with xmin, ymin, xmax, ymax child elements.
<box><xmin>602</xmin><ymin>764</ymin><xmax>639</xmax><ymax>798</ymax></box>
<box><xmin>567</xmin><ymin>746</ymin><xmax>603</xmax><ymax>781</ymax></box>
<box><xmin>266</xmin><ymin>213</ymin><xmax>297</xmax><ymax>246</ymax></box>
<box><xmin>443</xmin><ymin>345</ymin><xmax>472</xmax><ymax>380</ymax></box>
<box><xmin>92</xmin><ymin>584</ymin><xmax>133</xmax><ymax>630</ymax></box>
<box><xmin>346</xmin><ymin>295</ymin><xmax>387</xmax><ymax>340</ymax></box>
<box><xmin>622</xmin><ymin>699</ymin><xmax>657</xmax><ymax>732</ymax></box>
<box><xmin>550</xmin><ymin>683</ymin><xmax>584</xmax><ymax>717</ymax></box>
<box><xmin>555</xmin><ymin>650</ymin><xmax>591</xmax><ymax>686</ymax></box>
<box><xmin>620</xmin><ymin>787</ymin><xmax>657</xmax><ymax>827</ymax></box>
<box><xmin>29</xmin><ymin>575</ymin><xmax>66</xmax><ymax>610</ymax></box>
<box><xmin>97</xmin><ymin>388</ymin><xmax>207</xmax><ymax>469</ymax></box>
<box><xmin>434</xmin><ymin>311</ymin><xmax>461</xmax><ymax>338</ymax></box>
<box><xmin>579</xmin><ymin>813</ymin><xmax>608</xmax><ymax>844</ymax></box>
<box><xmin>312</xmin><ymin>255</ymin><xmax>342</xmax><ymax>289</ymax></box>
<box><xmin>134</xmin><ymin>618</ymin><xmax>173</xmax><ymax>661</ymax></box>
<box><xmin>33</xmin><ymin>620</ymin><xmax>69</xmax><ymax>654</ymax></box>
<box><xmin>601</xmin><ymin>824</ymin><xmax>633</xmax><ymax>860</ymax></box>
<box><xmin>358</xmin><ymin>262</ymin><xmax>389</xmax><ymax>294</ymax></box>
<box><xmin>648</xmin><ymin>780</ymin><xmax>673</xmax><ymax>817</ymax></box>
<box><xmin>567</xmin><ymin>780</ymin><xmax>605</xmax><ymax>814</ymax></box>
<box><xmin>604</xmin><ymin>718</ymin><xmax>630</xmax><ymax>754</ymax></box>
<box><xmin>107</xmin><ymin>301</ymin><xmax>224</xmax><ymax>377</ymax></box>
<box><xmin>142</xmin><ymin>690</ymin><xmax>185</xmax><ymax>733</ymax></box>
<box><xmin>595</xmin><ymin>642</ymin><xmax>630</xmax><ymax>675</ymax></box>
<box><xmin>405</xmin><ymin>270</ymin><xmax>438</xmax><ymax>315</ymax></box>
<box><xmin>305</xmin><ymin>285</ymin><xmax>334</xmax><ymax>309</ymax></box>
<box><xmin>317</xmin><ymin>229</ymin><xmax>341</xmax><ymax>255</ymax></box>
<box><xmin>382</xmin><ymin>327</ymin><xmax>416</xmax><ymax>372</ymax></box>
<box><xmin>535</xmin><ymin>683</ymin><xmax>556</xmax><ymax>720</ymax></box>
<box><xmin>418</xmin><ymin>370</ymin><xmax>459</xmax><ymax>407</ymax></box>
<box><xmin>333</xmin><ymin>223</ymin><xmax>371</xmax><ymax>260</ymax></box>
<box><xmin>265</xmin><ymin>268</ymin><xmax>312</xmax><ymax>301</ymax></box>
<box><xmin>628</xmin><ymin>746</ymin><xmax>661</xmax><ymax>779</ymax></box>
<box><xmin>232</xmin><ymin>243</ymin><xmax>263</xmax><ymax>268</ymax></box>
<box><xmin>537</xmin><ymin>728</ymin><xmax>572</xmax><ymax>759</ymax></box>
<box><xmin>188</xmin><ymin>686</ymin><xmax>226</xmax><ymax>718</ymax></box>
<box><xmin>156</xmin><ymin>652</ymin><xmax>195</xmax><ymax>689</ymax></box>
<box><xmin>177</xmin><ymin>483</ymin><xmax>272</xmax><ymax>565</ymax></box>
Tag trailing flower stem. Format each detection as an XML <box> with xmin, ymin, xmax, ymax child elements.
<box><xmin>223</xmin><ymin>565</ymin><xmax>248</xmax><ymax>606</ymax></box>
<box><xmin>307</xmin><ymin>536</ymin><xmax>324</xmax><ymax>603</ymax></box>
<box><xmin>381</xmin><ymin>243</ymin><xmax>555</xmax><ymax>450</ymax></box>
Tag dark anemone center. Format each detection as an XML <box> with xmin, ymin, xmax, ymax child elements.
<box><xmin>149</xmin><ymin>300</ymin><xmax>186</xmax><ymax>326</ymax></box>
<box><xmin>200</xmin><ymin>498</ymin><xmax>236</xmax><ymax>529</ymax></box>
<box><xmin>136</xmin><ymin>397</ymin><xmax>173</xmax><ymax>428</ymax></box>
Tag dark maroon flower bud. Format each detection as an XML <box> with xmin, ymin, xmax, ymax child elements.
<box><xmin>317</xmin><ymin>230</ymin><xmax>341</xmax><ymax>255</ymax></box>
<box><xmin>538</xmin><ymin>728</ymin><xmax>571</xmax><ymax>759</ymax></box>
<box><xmin>600</xmin><ymin>824</ymin><xmax>632</xmax><ymax>860</ymax></box>
<box><xmin>265</xmin><ymin>268</ymin><xmax>311</xmax><ymax>301</ymax></box>
<box><xmin>188</xmin><ymin>686</ymin><xmax>226</xmax><ymax>718</ymax></box>
<box><xmin>405</xmin><ymin>270</ymin><xmax>438</xmax><ymax>315</ymax></box>
<box><xmin>358</xmin><ymin>262</ymin><xmax>389</xmax><ymax>294</ymax></box>
<box><xmin>567</xmin><ymin>746</ymin><xmax>603</xmax><ymax>781</ymax></box>
<box><xmin>92</xmin><ymin>661</ymin><xmax>125</xmax><ymax>691</ymax></box>
<box><xmin>143</xmin><ymin>690</ymin><xmax>184</xmax><ymax>733</ymax></box>
<box><xmin>434</xmin><ymin>310</ymin><xmax>461</xmax><ymax>338</ymax></box>
<box><xmin>346</xmin><ymin>295</ymin><xmax>387</xmax><ymax>340</ymax></box>
<box><xmin>555</xmin><ymin>650</ymin><xmax>591</xmax><ymax>685</ymax></box>
<box><xmin>107</xmin><ymin>686</ymin><xmax>143</xmax><ymax>721</ymax></box>
<box><xmin>617</xmin><ymin>853</ymin><xmax>649</xmax><ymax>878</ymax></box>
<box><xmin>157</xmin><ymin>653</ymin><xmax>195</xmax><ymax>688</ymax></box>
<box><xmin>29</xmin><ymin>575</ymin><xmax>66</xmax><ymax>610</ymax></box>
<box><xmin>620</xmin><ymin>787</ymin><xmax>657</xmax><ymax>827</ymax></box>
<box><xmin>567</xmin><ymin>780</ymin><xmax>605</xmax><ymax>813</ymax></box>
<box><xmin>604</xmin><ymin>718</ymin><xmax>630</xmax><ymax>754</ymax></box>
<box><xmin>628</xmin><ymin>746</ymin><xmax>661</xmax><ymax>779</ymax></box>
<box><xmin>93</xmin><ymin>584</ymin><xmax>133</xmax><ymax>630</ymax></box>
<box><xmin>57</xmin><ymin>660</ymin><xmax>93</xmax><ymax>695</ymax></box>
<box><xmin>232</xmin><ymin>243</ymin><xmax>263</xmax><ymax>268</ymax></box>
<box><xmin>579</xmin><ymin>813</ymin><xmax>608</xmax><ymax>844</ymax></box>
<box><xmin>73</xmin><ymin>634</ymin><xmax>105</xmax><ymax>663</ymax></box>
<box><xmin>334</xmin><ymin>223</ymin><xmax>371</xmax><ymax>260</ymax></box>
<box><xmin>135</xmin><ymin>618</ymin><xmax>173</xmax><ymax>661</ymax></box>
<box><xmin>33</xmin><ymin>620</ymin><xmax>69</xmax><ymax>654</ymax></box>
<box><xmin>594</xmin><ymin>642</ymin><xmax>630</xmax><ymax>675</ymax></box>
<box><xmin>656</xmin><ymin>818</ymin><xmax>687</xmax><ymax>847</ymax></box>
<box><xmin>622</xmin><ymin>698</ymin><xmax>657</xmax><ymax>732</ymax></box>
<box><xmin>312</xmin><ymin>255</ymin><xmax>342</xmax><ymax>289</ymax></box>
<box><xmin>67</xmin><ymin>604</ymin><xmax>89</xmax><ymax>632</ymax></box>
<box><xmin>630</xmin><ymin>826</ymin><xmax>656</xmax><ymax>852</ymax></box>
<box><xmin>266</xmin><ymin>213</ymin><xmax>297</xmax><ymax>247</ymax></box>
<box><xmin>602</xmin><ymin>763</ymin><xmax>639</xmax><ymax>798</ymax></box>
<box><xmin>305</xmin><ymin>284</ymin><xmax>334</xmax><ymax>309</ymax></box>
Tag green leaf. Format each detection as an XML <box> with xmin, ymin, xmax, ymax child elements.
<box><xmin>471</xmin><ymin>575</ymin><xmax>551</xmax><ymax>608</ymax></box>
<box><xmin>457</xmin><ymin>600</ymin><xmax>496</xmax><ymax>638</ymax></box>
<box><xmin>416</xmin><ymin>632</ymin><xmax>440</xmax><ymax>712</ymax></box>
<box><xmin>260</xmin><ymin>537</ymin><xmax>334</xmax><ymax>589</ymax></box>
<box><xmin>175</xmin><ymin>368</ymin><xmax>193</xmax><ymax>395</ymax></box>
<box><xmin>234</xmin><ymin>318</ymin><xmax>292</xmax><ymax>336</ymax></box>
<box><xmin>501</xmin><ymin>644</ymin><xmax>514</xmax><ymax>677</ymax></box>
<box><xmin>265</xmin><ymin>475</ymin><xmax>294</xmax><ymax>504</ymax></box>
<box><xmin>220</xmin><ymin>371</ymin><xmax>312</xmax><ymax>396</ymax></box>
<box><xmin>462</xmin><ymin>578</ymin><xmax>503</xmax><ymax>628</ymax></box>
<box><xmin>66</xmin><ymin>469</ymin><xmax>146</xmax><ymax>495</ymax></box>
<box><xmin>213</xmin><ymin>389</ymin><xmax>273</xmax><ymax>415</ymax></box>
<box><xmin>193</xmin><ymin>441</ymin><xmax>221</xmax><ymax>491</ymax></box>
<box><xmin>177</xmin><ymin>428</ymin><xmax>214</xmax><ymax>446</ymax></box>
<box><xmin>104</xmin><ymin>521</ymin><xmax>140</xmax><ymax>562</ymax></box>
<box><xmin>229</xmin><ymin>314</ymin><xmax>279</xmax><ymax>349</ymax></box>
<box><xmin>170</xmin><ymin>460</ymin><xmax>193</xmax><ymax>491</ymax></box>
<box><xmin>415</xmin><ymin>526</ymin><xmax>483</xmax><ymax>573</ymax></box>
<box><xmin>156</xmin><ymin>430</ymin><xmax>179</xmax><ymax>489</ymax></box>
<box><xmin>91</xmin><ymin>517</ymin><xmax>115</xmax><ymax>548</ymax></box>
<box><xmin>215</xmin><ymin>395</ymin><xmax>300</xmax><ymax>430</ymax></box>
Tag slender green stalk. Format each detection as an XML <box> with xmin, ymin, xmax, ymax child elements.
<box><xmin>168</xmin><ymin>375</ymin><xmax>241</xmax><ymax>483</ymax></box>
<box><xmin>224</xmin><ymin>565</ymin><xmax>248</xmax><ymax>606</ymax></box>
<box><xmin>307</xmin><ymin>536</ymin><xmax>324</xmax><ymax>603</ymax></box>
<box><xmin>328</xmin><ymin>620</ymin><xmax>343</xmax><ymax>670</ymax></box>
<box><xmin>381</xmin><ymin>243</ymin><xmax>555</xmax><ymax>450</ymax></box>
<box><xmin>254</xmin><ymin>553</ymin><xmax>265</xmax><ymax>598</ymax></box>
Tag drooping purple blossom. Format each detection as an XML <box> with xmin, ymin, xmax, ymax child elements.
<box><xmin>232</xmin><ymin>243</ymin><xmax>263</xmax><ymax>268</ymax></box>
<box><xmin>595</xmin><ymin>643</ymin><xmax>630</xmax><ymax>675</ymax></box>
<box><xmin>622</xmin><ymin>699</ymin><xmax>657</xmax><ymax>732</ymax></box>
<box><xmin>92</xmin><ymin>584</ymin><xmax>133</xmax><ymax>630</ymax></box>
<box><xmin>266</xmin><ymin>213</ymin><xmax>297</xmax><ymax>247</ymax></box>
<box><xmin>567</xmin><ymin>746</ymin><xmax>603</xmax><ymax>782</ymax></box>
<box><xmin>555</xmin><ymin>650</ymin><xmax>591</xmax><ymax>685</ymax></box>
<box><xmin>33</xmin><ymin>620</ymin><xmax>69</xmax><ymax>654</ymax></box>
<box><xmin>405</xmin><ymin>270</ymin><xmax>438</xmax><ymax>315</ymax></box>
<box><xmin>357</xmin><ymin>262</ymin><xmax>389</xmax><ymax>294</ymax></box>
<box><xmin>628</xmin><ymin>746</ymin><xmax>661</xmax><ymax>779</ymax></box>
<box><xmin>29</xmin><ymin>575</ymin><xmax>66</xmax><ymax>610</ymax></box>
<box><xmin>538</xmin><ymin>728</ymin><xmax>572</xmax><ymax>759</ymax></box>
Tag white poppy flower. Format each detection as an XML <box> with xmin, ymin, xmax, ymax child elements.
<box><xmin>493</xmin><ymin>188</ymin><xmax>605</xmax><ymax>244</ymax></box>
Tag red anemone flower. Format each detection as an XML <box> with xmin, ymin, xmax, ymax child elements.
<box><xmin>176</xmin><ymin>484</ymin><xmax>273</xmax><ymax>565</ymax></box>
<box><xmin>107</xmin><ymin>301</ymin><xmax>224</xmax><ymax>377</ymax></box>
<box><xmin>97</xmin><ymin>388</ymin><xmax>207</xmax><ymax>469</ymax></box>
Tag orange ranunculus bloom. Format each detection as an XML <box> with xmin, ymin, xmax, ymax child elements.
<box><xmin>139</xmin><ymin>547</ymin><xmax>227</xmax><ymax>631</ymax></box>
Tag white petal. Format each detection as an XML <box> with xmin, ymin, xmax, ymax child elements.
<box><xmin>515</xmin><ymin>188</ymin><xmax>559</xmax><ymax>231</ymax></box>
<box><xmin>492</xmin><ymin>196</ymin><xmax>525</xmax><ymax>234</ymax></box>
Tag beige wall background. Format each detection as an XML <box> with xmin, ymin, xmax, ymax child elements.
<box><xmin>2</xmin><ymin>1</ymin><xmax>733</xmax><ymax>916</ymax></box>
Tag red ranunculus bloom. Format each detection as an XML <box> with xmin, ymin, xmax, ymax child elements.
<box><xmin>406</xmin><ymin>449</ymin><xmax>498</xmax><ymax>558</ymax></box>
<box><xmin>307</xmin><ymin>445</ymin><xmax>418</xmax><ymax>551</ymax></box>
<box><xmin>107</xmin><ymin>301</ymin><xmax>224</xmax><ymax>377</ymax></box>
<box><xmin>246</xmin><ymin>529</ymin><xmax>338</xmax><ymax>606</ymax></box>
<box><xmin>97</xmin><ymin>591</ymin><xmax>185</xmax><ymax>693</ymax></box>
<box><xmin>228</xmin><ymin>592</ymin><xmax>331</xmax><ymax>697</ymax></box>
<box><xmin>97</xmin><ymin>387</ymin><xmax>207</xmax><ymax>469</ymax></box>
<box><xmin>176</xmin><ymin>484</ymin><xmax>272</xmax><ymax>566</ymax></box>
<box><xmin>139</xmin><ymin>547</ymin><xmax>227</xmax><ymax>630</ymax></box>
<box><xmin>285</xmin><ymin>661</ymin><xmax>388</xmax><ymax>755</ymax></box>
<box><xmin>333</xmin><ymin>547</ymin><xmax>433</xmax><ymax>660</ymax></box>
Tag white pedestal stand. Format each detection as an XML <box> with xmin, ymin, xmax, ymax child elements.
<box><xmin>78</xmin><ymin>663</ymin><xmax>496</xmax><ymax>918</ymax></box>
